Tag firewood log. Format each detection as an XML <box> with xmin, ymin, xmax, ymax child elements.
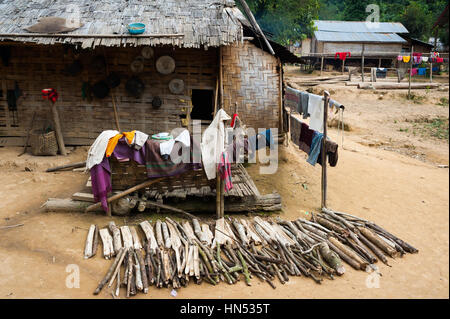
<box><xmin>108</xmin><ymin>221</ymin><xmax>122</xmax><ymax>255</ymax></box>
<box><xmin>328</xmin><ymin>237</ymin><xmax>366</xmax><ymax>270</ymax></box>
<box><xmin>358</xmin><ymin>227</ymin><xmax>399</xmax><ymax>258</ymax></box>
<box><xmin>93</xmin><ymin>247</ymin><xmax>125</xmax><ymax>295</ymax></box>
<box><xmin>130</xmin><ymin>226</ymin><xmax>143</xmax><ymax>250</ymax></box>
<box><xmin>140</xmin><ymin>221</ymin><xmax>158</xmax><ymax>254</ymax></box>
<box><xmin>155</xmin><ymin>220</ymin><xmax>164</xmax><ymax>248</ymax></box>
<box><xmin>319</xmin><ymin>242</ymin><xmax>345</xmax><ymax>275</ymax></box>
<box><xmin>84</xmin><ymin>225</ymin><xmax>96</xmax><ymax>259</ymax></box>
<box><xmin>161</xmin><ymin>222</ymin><xmax>172</xmax><ymax>249</ymax></box>
<box><xmin>120</xmin><ymin>226</ymin><xmax>134</xmax><ymax>249</ymax></box>
<box><xmin>135</xmin><ymin>249</ymin><xmax>148</xmax><ymax>293</ymax></box>
<box><xmin>99</xmin><ymin>228</ymin><xmax>114</xmax><ymax>259</ymax></box>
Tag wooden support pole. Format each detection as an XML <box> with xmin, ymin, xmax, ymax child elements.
<box><xmin>408</xmin><ymin>45</ymin><xmax>414</xmax><ymax>99</ymax></box>
<box><xmin>430</xmin><ymin>62</ymin><xmax>433</xmax><ymax>83</ymax></box>
<box><xmin>361</xmin><ymin>44</ymin><xmax>365</xmax><ymax>82</ymax></box>
<box><xmin>321</xmin><ymin>91</ymin><xmax>330</xmax><ymax>209</ymax></box>
<box><xmin>278</xmin><ymin>58</ymin><xmax>283</xmax><ymax>131</ymax></box>
<box><xmin>341</xmin><ymin>59</ymin><xmax>345</xmax><ymax>74</ymax></box>
<box><xmin>320</xmin><ymin>56</ymin><xmax>324</xmax><ymax>76</ymax></box>
<box><xmin>216</xmin><ymin>175</ymin><xmax>221</xmax><ymax>220</ymax></box>
<box><xmin>50</xmin><ymin>101</ymin><xmax>67</xmax><ymax>156</ymax></box>
<box><xmin>111</xmin><ymin>91</ymin><xmax>121</xmax><ymax>132</ymax></box>
<box><xmin>378</xmin><ymin>58</ymin><xmax>382</xmax><ymax>68</ymax></box>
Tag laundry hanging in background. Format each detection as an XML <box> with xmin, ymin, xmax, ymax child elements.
<box><xmin>335</xmin><ymin>52</ymin><xmax>351</xmax><ymax>61</ymax></box>
<box><xmin>106</xmin><ymin>131</ymin><xmax>136</xmax><ymax>157</ymax></box>
<box><xmin>376</xmin><ymin>68</ymin><xmax>387</xmax><ymax>78</ymax></box>
<box><xmin>317</xmin><ymin>139</ymin><xmax>339</xmax><ymax>167</ymax></box>
<box><xmin>290</xmin><ymin>114</ymin><xmax>302</xmax><ymax>146</ymax></box>
<box><xmin>403</xmin><ymin>56</ymin><xmax>411</xmax><ymax>63</ymax></box>
<box><xmin>298</xmin><ymin>122</ymin><xmax>315</xmax><ymax>154</ymax></box>
<box><xmin>285</xmin><ymin>87</ymin><xmax>302</xmax><ymax>113</ymax></box>
<box><xmin>422</xmin><ymin>57</ymin><xmax>429</xmax><ymax>62</ymax></box>
<box><xmin>397</xmin><ymin>55</ymin><xmax>403</xmax><ymax>61</ymax></box>
<box><xmin>417</xmin><ymin>68</ymin><xmax>427</xmax><ymax>76</ymax></box>
<box><xmin>409</xmin><ymin>68</ymin><xmax>418</xmax><ymax>76</ymax></box>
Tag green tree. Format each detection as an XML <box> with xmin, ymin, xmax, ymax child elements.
<box><xmin>400</xmin><ymin>1</ymin><xmax>433</xmax><ymax>40</ymax></box>
<box><xmin>243</xmin><ymin>0</ymin><xmax>320</xmax><ymax>45</ymax></box>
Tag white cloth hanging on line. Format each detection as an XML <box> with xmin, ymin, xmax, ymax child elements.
<box><xmin>201</xmin><ymin>109</ymin><xmax>231</xmax><ymax>180</ymax></box>
<box><xmin>308</xmin><ymin>93</ymin><xmax>324</xmax><ymax>132</ymax></box>
<box><xmin>85</xmin><ymin>130</ymin><xmax>119</xmax><ymax>171</ymax></box>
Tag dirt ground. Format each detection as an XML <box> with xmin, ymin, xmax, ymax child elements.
<box><xmin>0</xmin><ymin>69</ymin><xmax>448</xmax><ymax>299</ymax></box>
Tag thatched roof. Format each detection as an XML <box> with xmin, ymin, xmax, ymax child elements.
<box><xmin>0</xmin><ymin>0</ymin><xmax>243</xmax><ymax>49</ymax></box>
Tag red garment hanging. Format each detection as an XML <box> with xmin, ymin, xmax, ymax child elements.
<box><xmin>41</xmin><ymin>88</ymin><xmax>58</xmax><ymax>103</ymax></box>
<box><xmin>335</xmin><ymin>52</ymin><xmax>351</xmax><ymax>61</ymax></box>
<box><xmin>230</xmin><ymin>113</ymin><xmax>239</xmax><ymax>128</ymax></box>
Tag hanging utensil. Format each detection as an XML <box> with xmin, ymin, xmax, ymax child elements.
<box><xmin>168</xmin><ymin>79</ymin><xmax>184</xmax><ymax>95</ymax></box>
<box><xmin>156</xmin><ymin>56</ymin><xmax>175</xmax><ymax>75</ymax></box>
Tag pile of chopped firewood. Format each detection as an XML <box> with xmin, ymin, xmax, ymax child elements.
<box><xmin>86</xmin><ymin>208</ymin><xmax>418</xmax><ymax>297</ymax></box>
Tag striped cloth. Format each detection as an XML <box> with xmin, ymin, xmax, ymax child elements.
<box><xmin>218</xmin><ymin>151</ymin><xmax>233</xmax><ymax>192</ymax></box>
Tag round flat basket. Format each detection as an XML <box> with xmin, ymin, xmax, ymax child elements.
<box><xmin>141</xmin><ymin>47</ymin><xmax>154</xmax><ymax>59</ymax></box>
<box><xmin>130</xmin><ymin>59</ymin><xmax>144</xmax><ymax>73</ymax></box>
<box><xmin>29</xmin><ymin>130</ymin><xmax>58</xmax><ymax>156</ymax></box>
<box><xmin>156</xmin><ymin>56</ymin><xmax>175</xmax><ymax>75</ymax></box>
<box><xmin>168</xmin><ymin>79</ymin><xmax>184</xmax><ymax>94</ymax></box>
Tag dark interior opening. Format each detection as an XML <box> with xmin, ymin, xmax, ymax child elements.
<box><xmin>190</xmin><ymin>89</ymin><xmax>214</xmax><ymax>121</ymax></box>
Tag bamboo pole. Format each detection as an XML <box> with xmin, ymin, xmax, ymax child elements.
<box><xmin>408</xmin><ymin>45</ymin><xmax>414</xmax><ymax>99</ymax></box>
<box><xmin>430</xmin><ymin>62</ymin><xmax>433</xmax><ymax>83</ymax></box>
<box><xmin>321</xmin><ymin>91</ymin><xmax>330</xmax><ymax>209</ymax></box>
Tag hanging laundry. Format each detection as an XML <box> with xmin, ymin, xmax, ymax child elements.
<box><xmin>329</xmin><ymin>99</ymin><xmax>343</xmax><ymax>112</ymax></box>
<box><xmin>218</xmin><ymin>151</ymin><xmax>233</xmax><ymax>192</ymax></box>
<box><xmin>106</xmin><ymin>131</ymin><xmax>136</xmax><ymax>157</ymax></box>
<box><xmin>432</xmin><ymin>52</ymin><xmax>439</xmax><ymax>57</ymax></box>
<box><xmin>308</xmin><ymin>93</ymin><xmax>324</xmax><ymax>132</ymax></box>
<box><xmin>335</xmin><ymin>52</ymin><xmax>351</xmax><ymax>61</ymax></box>
<box><xmin>417</xmin><ymin>68</ymin><xmax>427</xmax><ymax>76</ymax></box>
<box><xmin>397</xmin><ymin>55</ymin><xmax>403</xmax><ymax>61</ymax></box>
<box><xmin>160</xmin><ymin>129</ymin><xmax>191</xmax><ymax>156</ymax></box>
<box><xmin>298</xmin><ymin>122</ymin><xmax>315</xmax><ymax>154</ymax></box>
<box><xmin>290</xmin><ymin>114</ymin><xmax>302</xmax><ymax>147</ymax></box>
<box><xmin>376</xmin><ymin>68</ymin><xmax>387</xmax><ymax>78</ymax></box>
<box><xmin>133</xmin><ymin>131</ymin><xmax>149</xmax><ymax>150</ymax></box>
<box><xmin>409</xmin><ymin>68</ymin><xmax>418</xmax><ymax>76</ymax></box>
<box><xmin>85</xmin><ymin>130</ymin><xmax>120</xmax><ymax>170</ymax></box>
<box><xmin>403</xmin><ymin>56</ymin><xmax>411</xmax><ymax>63</ymax></box>
<box><xmin>201</xmin><ymin>109</ymin><xmax>231</xmax><ymax>180</ymax></box>
<box><xmin>436</xmin><ymin>57</ymin><xmax>444</xmax><ymax>63</ymax></box>
<box><xmin>307</xmin><ymin>132</ymin><xmax>324</xmax><ymax>166</ymax></box>
<box><xmin>300</xmin><ymin>92</ymin><xmax>309</xmax><ymax>118</ymax></box>
<box><xmin>422</xmin><ymin>57</ymin><xmax>429</xmax><ymax>63</ymax></box>
<box><xmin>285</xmin><ymin>87</ymin><xmax>302</xmax><ymax>113</ymax></box>
<box><xmin>413</xmin><ymin>56</ymin><xmax>422</xmax><ymax>63</ymax></box>
<box><xmin>230</xmin><ymin>113</ymin><xmax>239</xmax><ymax>128</ymax></box>
<box><xmin>248</xmin><ymin>129</ymin><xmax>274</xmax><ymax>153</ymax></box>
<box><xmin>317</xmin><ymin>140</ymin><xmax>339</xmax><ymax>167</ymax></box>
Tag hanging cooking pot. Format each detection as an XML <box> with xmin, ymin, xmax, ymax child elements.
<box><xmin>156</xmin><ymin>56</ymin><xmax>175</xmax><ymax>75</ymax></box>
<box><xmin>125</xmin><ymin>76</ymin><xmax>145</xmax><ymax>98</ymax></box>
<box><xmin>141</xmin><ymin>47</ymin><xmax>154</xmax><ymax>59</ymax></box>
<box><xmin>64</xmin><ymin>60</ymin><xmax>82</xmax><ymax>76</ymax></box>
<box><xmin>152</xmin><ymin>96</ymin><xmax>162</xmax><ymax>109</ymax></box>
<box><xmin>106</xmin><ymin>72</ymin><xmax>121</xmax><ymax>88</ymax></box>
<box><xmin>92</xmin><ymin>80</ymin><xmax>110</xmax><ymax>99</ymax></box>
<box><xmin>168</xmin><ymin>79</ymin><xmax>184</xmax><ymax>94</ymax></box>
<box><xmin>90</xmin><ymin>55</ymin><xmax>106</xmax><ymax>72</ymax></box>
<box><xmin>130</xmin><ymin>58</ymin><xmax>145</xmax><ymax>73</ymax></box>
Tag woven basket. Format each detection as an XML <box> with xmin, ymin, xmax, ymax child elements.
<box><xmin>29</xmin><ymin>130</ymin><xmax>58</xmax><ymax>156</ymax></box>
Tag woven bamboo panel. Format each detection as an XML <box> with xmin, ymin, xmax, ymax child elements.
<box><xmin>0</xmin><ymin>44</ymin><xmax>218</xmax><ymax>144</ymax></box>
<box><xmin>222</xmin><ymin>42</ymin><xmax>281</xmax><ymax>131</ymax></box>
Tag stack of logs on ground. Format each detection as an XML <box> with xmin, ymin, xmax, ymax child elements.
<box><xmin>85</xmin><ymin>208</ymin><xmax>418</xmax><ymax>297</ymax></box>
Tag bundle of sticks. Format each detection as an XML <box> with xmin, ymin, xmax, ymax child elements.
<box><xmin>87</xmin><ymin>207</ymin><xmax>418</xmax><ymax>297</ymax></box>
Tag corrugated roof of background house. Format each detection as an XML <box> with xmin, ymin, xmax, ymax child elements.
<box><xmin>314</xmin><ymin>20</ymin><xmax>409</xmax><ymax>34</ymax></box>
<box><xmin>315</xmin><ymin>30</ymin><xmax>407</xmax><ymax>43</ymax></box>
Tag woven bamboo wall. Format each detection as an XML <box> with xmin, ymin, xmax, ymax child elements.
<box><xmin>222</xmin><ymin>42</ymin><xmax>281</xmax><ymax>130</ymax></box>
<box><xmin>0</xmin><ymin>44</ymin><xmax>218</xmax><ymax>145</ymax></box>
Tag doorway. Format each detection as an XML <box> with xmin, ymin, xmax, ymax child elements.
<box><xmin>190</xmin><ymin>89</ymin><xmax>214</xmax><ymax>122</ymax></box>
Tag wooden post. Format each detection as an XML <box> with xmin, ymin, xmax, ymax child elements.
<box><xmin>278</xmin><ymin>58</ymin><xmax>283</xmax><ymax>131</ymax></box>
<box><xmin>50</xmin><ymin>101</ymin><xmax>67</xmax><ymax>156</ymax></box>
<box><xmin>341</xmin><ymin>59</ymin><xmax>345</xmax><ymax>74</ymax></box>
<box><xmin>321</xmin><ymin>91</ymin><xmax>330</xmax><ymax>209</ymax></box>
<box><xmin>320</xmin><ymin>56</ymin><xmax>324</xmax><ymax>76</ymax></box>
<box><xmin>430</xmin><ymin>62</ymin><xmax>433</xmax><ymax>83</ymax></box>
<box><xmin>220</xmin><ymin>179</ymin><xmax>225</xmax><ymax>218</ymax></box>
<box><xmin>378</xmin><ymin>58</ymin><xmax>382</xmax><ymax>68</ymax></box>
<box><xmin>216</xmin><ymin>174</ymin><xmax>222</xmax><ymax>219</ymax></box>
<box><xmin>111</xmin><ymin>91</ymin><xmax>121</xmax><ymax>132</ymax></box>
<box><xmin>408</xmin><ymin>45</ymin><xmax>414</xmax><ymax>100</ymax></box>
<box><xmin>361</xmin><ymin>44</ymin><xmax>365</xmax><ymax>82</ymax></box>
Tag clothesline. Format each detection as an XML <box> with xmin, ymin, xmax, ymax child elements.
<box><xmin>303</xmin><ymin>52</ymin><xmax>449</xmax><ymax>57</ymax></box>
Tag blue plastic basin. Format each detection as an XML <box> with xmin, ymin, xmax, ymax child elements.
<box><xmin>128</xmin><ymin>23</ymin><xmax>146</xmax><ymax>35</ymax></box>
